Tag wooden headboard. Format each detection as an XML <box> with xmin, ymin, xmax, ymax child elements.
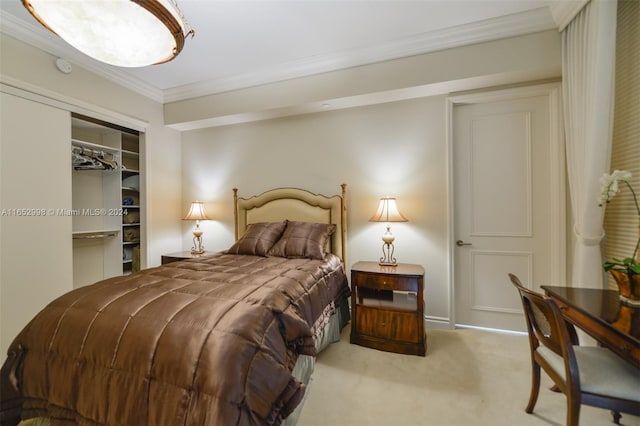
<box><xmin>233</xmin><ymin>184</ymin><xmax>347</xmax><ymax>264</ymax></box>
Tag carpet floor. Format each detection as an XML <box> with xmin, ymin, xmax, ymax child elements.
<box><xmin>298</xmin><ymin>327</ymin><xmax>640</xmax><ymax>426</ymax></box>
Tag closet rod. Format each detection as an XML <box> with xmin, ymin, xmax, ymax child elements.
<box><xmin>71</xmin><ymin>145</ymin><xmax>117</xmax><ymax>158</ymax></box>
<box><xmin>72</xmin><ymin>231</ymin><xmax>119</xmax><ymax>240</ymax></box>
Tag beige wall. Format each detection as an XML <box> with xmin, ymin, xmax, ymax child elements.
<box><xmin>182</xmin><ymin>96</ymin><xmax>451</xmax><ymax>321</ymax></box>
<box><xmin>180</xmin><ymin>31</ymin><xmax>563</xmax><ymax>327</ymax></box>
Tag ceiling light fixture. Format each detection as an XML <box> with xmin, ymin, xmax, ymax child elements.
<box><xmin>22</xmin><ymin>0</ymin><xmax>194</xmax><ymax>68</ymax></box>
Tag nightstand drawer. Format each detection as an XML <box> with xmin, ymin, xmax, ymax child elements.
<box><xmin>356</xmin><ymin>306</ymin><xmax>420</xmax><ymax>343</ymax></box>
<box><xmin>353</xmin><ymin>273</ymin><xmax>419</xmax><ymax>292</ymax></box>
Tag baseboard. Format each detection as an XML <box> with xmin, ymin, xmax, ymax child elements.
<box><xmin>425</xmin><ymin>317</ymin><xmax>454</xmax><ymax>330</ymax></box>
<box><xmin>456</xmin><ymin>323</ymin><xmax>527</xmax><ymax>336</ymax></box>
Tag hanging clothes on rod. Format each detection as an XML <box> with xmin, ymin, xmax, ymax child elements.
<box><xmin>72</xmin><ymin>146</ymin><xmax>120</xmax><ymax>170</ymax></box>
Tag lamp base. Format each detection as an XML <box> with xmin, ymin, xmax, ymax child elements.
<box><xmin>191</xmin><ymin>233</ymin><xmax>205</xmax><ymax>254</ymax></box>
<box><xmin>379</xmin><ymin>242</ymin><xmax>398</xmax><ymax>266</ymax></box>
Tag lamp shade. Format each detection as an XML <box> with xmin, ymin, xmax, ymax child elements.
<box><xmin>369</xmin><ymin>197</ymin><xmax>408</xmax><ymax>223</ymax></box>
<box><xmin>183</xmin><ymin>201</ymin><xmax>210</xmax><ymax>221</ymax></box>
<box><xmin>23</xmin><ymin>0</ymin><xmax>194</xmax><ymax>67</ymax></box>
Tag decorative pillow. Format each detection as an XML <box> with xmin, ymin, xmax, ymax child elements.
<box><xmin>267</xmin><ymin>221</ymin><xmax>336</xmax><ymax>260</ymax></box>
<box><xmin>226</xmin><ymin>221</ymin><xmax>287</xmax><ymax>256</ymax></box>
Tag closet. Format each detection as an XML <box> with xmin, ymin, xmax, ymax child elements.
<box><xmin>71</xmin><ymin>114</ymin><xmax>143</xmax><ymax>287</ymax></box>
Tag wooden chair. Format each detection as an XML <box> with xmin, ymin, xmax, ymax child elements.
<box><xmin>508</xmin><ymin>274</ymin><xmax>640</xmax><ymax>425</ymax></box>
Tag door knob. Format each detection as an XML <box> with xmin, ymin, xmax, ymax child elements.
<box><xmin>456</xmin><ymin>240</ymin><xmax>472</xmax><ymax>247</ymax></box>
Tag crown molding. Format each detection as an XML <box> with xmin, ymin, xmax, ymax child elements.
<box><xmin>2</xmin><ymin>6</ymin><xmax>556</xmax><ymax>105</ymax></box>
<box><xmin>163</xmin><ymin>7</ymin><xmax>556</xmax><ymax>103</ymax></box>
<box><xmin>550</xmin><ymin>0</ymin><xmax>590</xmax><ymax>31</ymax></box>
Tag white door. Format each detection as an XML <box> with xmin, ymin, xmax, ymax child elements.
<box><xmin>451</xmin><ymin>85</ymin><xmax>565</xmax><ymax>332</ymax></box>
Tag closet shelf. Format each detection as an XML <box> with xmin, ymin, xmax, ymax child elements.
<box><xmin>122</xmin><ymin>186</ymin><xmax>139</xmax><ymax>192</ymax></box>
<box><xmin>72</xmin><ymin>139</ymin><xmax>119</xmax><ymax>154</ymax></box>
<box><xmin>72</xmin><ymin>229</ymin><xmax>120</xmax><ymax>240</ymax></box>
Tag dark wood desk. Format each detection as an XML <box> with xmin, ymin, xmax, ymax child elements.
<box><xmin>542</xmin><ymin>286</ymin><xmax>640</xmax><ymax>369</ymax></box>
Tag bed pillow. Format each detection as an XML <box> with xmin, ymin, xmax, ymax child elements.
<box><xmin>227</xmin><ymin>221</ymin><xmax>288</xmax><ymax>256</ymax></box>
<box><xmin>267</xmin><ymin>221</ymin><xmax>336</xmax><ymax>260</ymax></box>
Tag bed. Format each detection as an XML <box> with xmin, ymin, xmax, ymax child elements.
<box><xmin>0</xmin><ymin>185</ymin><xmax>350</xmax><ymax>426</ymax></box>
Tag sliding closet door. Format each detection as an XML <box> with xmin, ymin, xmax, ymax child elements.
<box><xmin>0</xmin><ymin>92</ymin><xmax>73</xmax><ymax>355</ymax></box>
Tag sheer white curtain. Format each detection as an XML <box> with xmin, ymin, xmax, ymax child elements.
<box><xmin>561</xmin><ymin>0</ymin><xmax>618</xmax><ymax>288</ymax></box>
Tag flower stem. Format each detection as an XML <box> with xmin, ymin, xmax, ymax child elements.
<box><xmin>621</xmin><ymin>180</ymin><xmax>640</xmax><ymax>216</ymax></box>
<box><xmin>621</xmin><ymin>180</ymin><xmax>640</xmax><ymax>262</ymax></box>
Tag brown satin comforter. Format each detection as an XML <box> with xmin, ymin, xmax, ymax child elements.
<box><xmin>0</xmin><ymin>253</ymin><xmax>349</xmax><ymax>425</ymax></box>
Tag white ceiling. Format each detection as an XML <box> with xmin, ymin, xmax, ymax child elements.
<box><xmin>0</xmin><ymin>1</ymin><xmax>560</xmax><ymax>104</ymax></box>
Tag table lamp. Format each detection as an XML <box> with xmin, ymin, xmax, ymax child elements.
<box><xmin>369</xmin><ymin>197</ymin><xmax>408</xmax><ymax>266</ymax></box>
<box><xmin>183</xmin><ymin>200</ymin><xmax>210</xmax><ymax>254</ymax></box>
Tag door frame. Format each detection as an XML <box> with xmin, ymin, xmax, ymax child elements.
<box><xmin>445</xmin><ymin>82</ymin><xmax>566</xmax><ymax>330</ymax></box>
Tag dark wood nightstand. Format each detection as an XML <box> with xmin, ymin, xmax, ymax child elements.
<box><xmin>350</xmin><ymin>261</ymin><xmax>426</xmax><ymax>356</ymax></box>
<box><xmin>161</xmin><ymin>251</ymin><xmax>206</xmax><ymax>265</ymax></box>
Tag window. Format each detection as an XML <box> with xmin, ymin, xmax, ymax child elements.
<box><xmin>603</xmin><ymin>0</ymin><xmax>640</xmax><ymax>288</ymax></box>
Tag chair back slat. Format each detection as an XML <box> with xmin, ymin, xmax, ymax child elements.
<box><xmin>522</xmin><ymin>294</ymin><xmax>564</xmax><ymax>355</ymax></box>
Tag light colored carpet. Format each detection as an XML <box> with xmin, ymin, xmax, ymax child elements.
<box><xmin>298</xmin><ymin>327</ymin><xmax>640</xmax><ymax>426</ymax></box>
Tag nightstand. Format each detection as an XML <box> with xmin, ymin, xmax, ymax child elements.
<box><xmin>350</xmin><ymin>261</ymin><xmax>426</xmax><ymax>356</ymax></box>
<box><xmin>161</xmin><ymin>251</ymin><xmax>206</xmax><ymax>265</ymax></box>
